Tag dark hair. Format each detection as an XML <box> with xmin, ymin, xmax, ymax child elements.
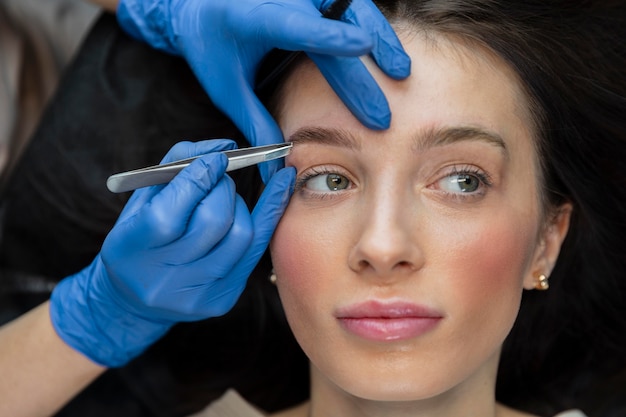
<box><xmin>261</xmin><ymin>1</ymin><xmax>626</xmax><ymax>416</ymax></box>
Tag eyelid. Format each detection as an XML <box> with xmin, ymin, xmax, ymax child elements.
<box><xmin>294</xmin><ymin>165</ymin><xmax>354</xmax><ymax>196</ymax></box>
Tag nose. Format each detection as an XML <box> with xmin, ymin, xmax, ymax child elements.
<box><xmin>347</xmin><ymin>191</ymin><xmax>424</xmax><ymax>279</ymax></box>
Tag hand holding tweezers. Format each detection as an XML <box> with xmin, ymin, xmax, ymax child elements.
<box><xmin>106</xmin><ymin>142</ymin><xmax>293</xmax><ymax>193</ymax></box>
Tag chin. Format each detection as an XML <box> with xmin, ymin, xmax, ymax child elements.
<box><xmin>343</xmin><ymin>383</ymin><xmax>449</xmax><ymax>403</ymax></box>
<box><xmin>322</xmin><ymin>367</ymin><xmax>456</xmax><ymax>403</ymax></box>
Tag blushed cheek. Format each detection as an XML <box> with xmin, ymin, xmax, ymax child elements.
<box><xmin>440</xmin><ymin>216</ymin><xmax>537</xmax><ymax>321</ymax></box>
<box><xmin>270</xmin><ymin>215</ymin><xmax>321</xmax><ymax>302</ymax></box>
<box><xmin>270</xmin><ymin>214</ymin><xmax>332</xmax><ymax>351</ymax></box>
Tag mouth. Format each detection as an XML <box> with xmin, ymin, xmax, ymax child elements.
<box><xmin>335</xmin><ymin>300</ymin><xmax>443</xmax><ymax>342</ymax></box>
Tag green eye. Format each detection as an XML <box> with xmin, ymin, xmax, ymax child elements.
<box><xmin>439</xmin><ymin>173</ymin><xmax>481</xmax><ymax>193</ymax></box>
<box><xmin>452</xmin><ymin>174</ymin><xmax>480</xmax><ymax>192</ymax></box>
<box><xmin>301</xmin><ymin>172</ymin><xmax>351</xmax><ymax>192</ymax></box>
<box><xmin>326</xmin><ymin>174</ymin><xmax>350</xmax><ymax>191</ymax></box>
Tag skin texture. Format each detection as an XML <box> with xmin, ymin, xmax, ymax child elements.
<box><xmin>270</xmin><ymin>30</ymin><xmax>571</xmax><ymax>417</ymax></box>
<box><xmin>0</xmin><ymin>302</ymin><xmax>105</xmax><ymax>417</ymax></box>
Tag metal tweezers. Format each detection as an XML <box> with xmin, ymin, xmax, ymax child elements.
<box><xmin>106</xmin><ymin>142</ymin><xmax>293</xmax><ymax>193</ymax></box>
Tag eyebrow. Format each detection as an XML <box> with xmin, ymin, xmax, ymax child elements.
<box><xmin>415</xmin><ymin>126</ymin><xmax>508</xmax><ymax>157</ymax></box>
<box><xmin>287</xmin><ymin>125</ymin><xmax>507</xmax><ymax>156</ymax></box>
<box><xmin>287</xmin><ymin>127</ymin><xmax>361</xmax><ymax>151</ymax></box>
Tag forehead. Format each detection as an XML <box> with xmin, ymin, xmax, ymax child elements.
<box><xmin>277</xmin><ymin>30</ymin><xmax>534</xmax><ymax>148</ymax></box>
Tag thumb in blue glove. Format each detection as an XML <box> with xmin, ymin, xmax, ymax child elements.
<box><xmin>117</xmin><ymin>0</ymin><xmax>410</xmax><ymax>181</ymax></box>
<box><xmin>50</xmin><ymin>139</ymin><xmax>295</xmax><ymax>367</ymax></box>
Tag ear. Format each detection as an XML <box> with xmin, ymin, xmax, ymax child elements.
<box><xmin>523</xmin><ymin>202</ymin><xmax>573</xmax><ymax>290</ymax></box>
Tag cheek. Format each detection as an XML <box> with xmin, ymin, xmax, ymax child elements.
<box><xmin>270</xmin><ymin>207</ymin><xmax>335</xmax><ymax>316</ymax></box>
<box><xmin>430</xmin><ymin>209</ymin><xmax>538</xmax><ymax>321</ymax></box>
<box><xmin>270</xmin><ymin>207</ymin><xmax>343</xmax><ymax>358</ymax></box>
<box><xmin>272</xmin><ymin>209</ymin><xmax>324</xmax><ymax>281</ymax></box>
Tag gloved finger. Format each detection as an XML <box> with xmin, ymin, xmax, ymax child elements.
<box><xmin>118</xmin><ymin>139</ymin><xmax>238</xmax><ymax>222</ymax></box>
<box><xmin>180</xmin><ymin>196</ymin><xmax>255</xmax><ymax>318</ymax></box>
<box><xmin>139</xmin><ymin>201</ymin><xmax>249</xmax><ymax>320</ymax></box>
<box><xmin>194</xmin><ymin>195</ymin><xmax>254</xmax><ymax>278</ymax></box>
<box><xmin>343</xmin><ymin>0</ymin><xmax>411</xmax><ymax>80</ymax></box>
<box><xmin>260</xmin><ymin>8</ymin><xmax>372</xmax><ymax>56</ymax></box>
<box><xmin>115</xmin><ymin>183</ymin><xmax>166</xmax><ymax>225</ymax></box>
<box><xmin>308</xmin><ymin>52</ymin><xmax>391</xmax><ymax>130</ymax></box>
<box><xmin>160</xmin><ymin>139</ymin><xmax>237</xmax><ymax>164</ymax></box>
<box><xmin>222</xmin><ymin>167</ymin><xmax>296</xmax><ymax>288</ymax></box>
<box><xmin>165</xmin><ymin>175</ymin><xmax>237</xmax><ymax>263</ymax></box>
<box><xmin>249</xmin><ymin>166</ymin><xmax>295</xmax><ymax>250</ymax></box>
<box><xmin>110</xmin><ymin>190</ymin><xmax>251</xmax><ymax>322</ymax></box>
<box><xmin>133</xmin><ymin>153</ymin><xmax>230</xmax><ymax>247</ymax></box>
<box><xmin>181</xmin><ymin>168</ymin><xmax>294</xmax><ymax>319</ymax></box>
<box><xmin>190</xmin><ymin>274</ymin><xmax>249</xmax><ymax>319</ymax></box>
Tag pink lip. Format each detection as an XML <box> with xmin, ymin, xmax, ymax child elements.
<box><xmin>335</xmin><ymin>300</ymin><xmax>443</xmax><ymax>342</ymax></box>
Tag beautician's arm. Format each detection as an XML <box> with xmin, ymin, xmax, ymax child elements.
<box><xmin>0</xmin><ymin>302</ymin><xmax>105</xmax><ymax>417</ymax></box>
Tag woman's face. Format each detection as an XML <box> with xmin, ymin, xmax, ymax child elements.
<box><xmin>270</xmin><ymin>32</ymin><xmax>566</xmax><ymax>404</ymax></box>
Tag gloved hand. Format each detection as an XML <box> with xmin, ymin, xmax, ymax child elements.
<box><xmin>50</xmin><ymin>140</ymin><xmax>295</xmax><ymax>367</ymax></box>
<box><xmin>117</xmin><ymin>0</ymin><xmax>411</xmax><ymax>180</ymax></box>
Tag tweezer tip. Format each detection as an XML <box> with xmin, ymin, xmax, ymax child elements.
<box><xmin>264</xmin><ymin>143</ymin><xmax>293</xmax><ymax>161</ymax></box>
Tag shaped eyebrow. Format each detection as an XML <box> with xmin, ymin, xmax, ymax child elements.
<box><xmin>287</xmin><ymin>125</ymin><xmax>507</xmax><ymax>157</ymax></box>
<box><xmin>287</xmin><ymin>127</ymin><xmax>361</xmax><ymax>151</ymax></box>
<box><xmin>415</xmin><ymin>126</ymin><xmax>508</xmax><ymax>157</ymax></box>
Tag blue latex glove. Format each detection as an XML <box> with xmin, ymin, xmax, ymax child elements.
<box><xmin>117</xmin><ymin>0</ymin><xmax>411</xmax><ymax>180</ymax></box>
<box><xmin>50</xmin><ymin>140</ymin><xmax>295</xmax><ymax>367</ymax></box>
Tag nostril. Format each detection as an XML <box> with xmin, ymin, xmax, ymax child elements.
<box><xmin>356</xmin><ymin>260</ymin><xmax>371</xmax><ymax>271</ymax></box>
<box><xmin>397</xmin><ymin>261</ymin><xmax>414</xmax><ymax>270</ymax></box>
<box><xmin>352</xmin><ymin>259</ymin><xmax>415</xmax><ymax>274</ymax></box>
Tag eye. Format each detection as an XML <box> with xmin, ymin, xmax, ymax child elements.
<box><xmin>433</xmin><ymin>166</ymin><xmax>492</xmax><ymax>197</ymax></box>
<box><xmin>439</xmin><ymin>173</ymin><xmax>481</xmax><ymax>193</ymax></box>
<box><xmin>309</xmin><ymin>173</ymin><xmax>350</xmax><ymax>191</ymax></box>
<box><xmin>295</xmin><ymin>167</ymin><xmax>353</xmax><ymax>196</ymax></box>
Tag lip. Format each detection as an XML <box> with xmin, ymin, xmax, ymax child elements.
<box><xmin>335</xmin><ymin>300</ymin><xmax>443</xmax><ymax>342</ymax></box>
